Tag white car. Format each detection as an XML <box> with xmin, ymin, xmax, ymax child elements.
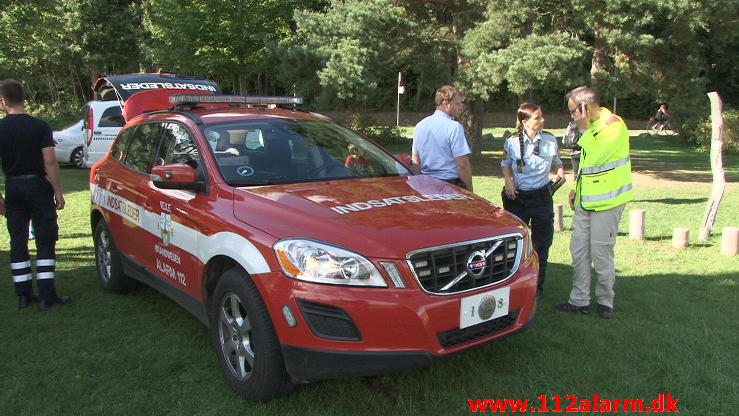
<box><xmin>53</xmin><ymin>119</ymin><xmax>86</xmax><ymax>168</ymax></box>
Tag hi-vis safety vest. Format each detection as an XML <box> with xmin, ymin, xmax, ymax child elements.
<box><xmin>575</xmin><ymin>108</ymin><xmax>633</xmax><ymax>211</ymax></box>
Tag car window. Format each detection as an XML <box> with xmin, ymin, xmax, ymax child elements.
<box><xmin>109</xmin><ymin>127</ymin><xmax>136</xmax><ymax>162</ymax></box>
<box><xmin>122</xmin><ymin>123</ymin><xmax>162</xmax><ymax>173</ymax></box>
<box><xmin>82</xmin><ymin>104</ymin><xmax>90</xmax><ymax>131</ymax></box>
<box><xmin>99</xmin><ymin>105</ymin><xmax>125</xmax><ymax>128</ymax></box>
<box><xmin>155</xmin><ymin>122</ymin><xmax>201</xmax><ymax>169</ymax></box>
<box><xmin>203</xmin><ymin>119</ymin><xmax>411</xmax><ymax>186</ymax></box>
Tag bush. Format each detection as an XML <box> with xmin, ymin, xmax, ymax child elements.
<box><xmin>348</xmin><ymin>113</ymin><xmax>407</xmax><ymax>145</ymax></box>
<box><xmin>26</xmin><ymin>97</ymin><xmax>84</xmax><ymax>130</ymax></box>
<box><xmin>680</xmin><ymin>107</ymin><xmax>739</xmax><ymax>154</ymax></box>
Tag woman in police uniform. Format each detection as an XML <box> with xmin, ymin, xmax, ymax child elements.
<box><xmin>501</xmin><ymin>103</ymin><xmax>564</xmax><ymax>296</ymax></box>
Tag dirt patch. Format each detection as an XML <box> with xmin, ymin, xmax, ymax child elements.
<box><xmin>632</xmin><ymin>170</ymin><xmax>737</xmax><ymax>190</ymax></box>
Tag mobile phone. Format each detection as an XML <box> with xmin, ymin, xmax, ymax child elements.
<box><xmin>580</xmin><ymin>103</ymin><xmax>586</xmax><ymax>113</ymax></box>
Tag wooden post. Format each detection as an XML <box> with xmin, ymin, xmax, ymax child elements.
<box><xmin>629</xmin><ymin>209</ymin><xmax>646</xmax><ymax>240</ymax></box>
<box><xmin>720</xmin><ymin>227</ymin><xmax>739</xmax><ymax>255</ymax></box>
<box><xmin>554</xmin><ymin>204</ymin><xmax>564</xmax><ymax>231</ymax></box>
<box><xmin>672</xmin><ymin>228</ymin><xmax>690</xmax><ymax>248</ymax></box>
<box><xmin>699</xmin><ymin>92</ymin><xmax>726</xmax><ymax>241</ymax></box>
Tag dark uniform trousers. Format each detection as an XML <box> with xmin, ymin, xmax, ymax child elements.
<box><xmin>502</xmin><ymin>185</ymin><xmax>554</xmax><ymax>293</ymax></box>
<box><xmin>5</xmin><ymin>176</ymin><xmax>59</xmax><ymax>301</ymax></box>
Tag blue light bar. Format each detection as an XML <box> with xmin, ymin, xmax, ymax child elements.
<box><xmin>170</xmin><ymin>94</ymin><xmax>303</xmax><ymax>105</ymax></box>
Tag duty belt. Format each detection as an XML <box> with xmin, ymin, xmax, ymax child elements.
<box><xmin>6</xmin><ymin>174</ymin><xmax>43</xmax><ymax>180</ymax></box>
<box><xmin>516</xmin><ymin>185</ymin><xmax>550</xmax><ymax>198</ymax></box>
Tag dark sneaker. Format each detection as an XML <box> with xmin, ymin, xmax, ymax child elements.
<box><xmin>38</xmin><ymin>296</ymin><xmax>72</xmax><ymax>311</ymax></box>
<box><xmin>555</xmin><ymin>302</ymin><xmax>591</xmax><ymax>315</ymax></box>
<box><xmin>597</xmin><ymin>304</ymin><xmax>614</xmax><ymax>319</ymax></box>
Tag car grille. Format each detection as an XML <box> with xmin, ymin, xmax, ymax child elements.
<box><xmin>407</xmin><ymin>235</ymin><xmax>521</xmax><ymax>295</ymax></box>
<box><xmin>438</xmin><ymin>309</ymin><xmax>520</xmax><ymax>349</ymax></box>
<box><xmin>296</xmin><ymin>300</ymin><xmax>362</xmax><ymax>341</ymax></box>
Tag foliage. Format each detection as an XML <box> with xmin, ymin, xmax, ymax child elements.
<box><xmin>284</xmin><ymin>0</ymin><xmax>445</xmax><ymax>108</ymax></box>
<box><xmin>26</xmin><ymin>97</ymin><xmax>84</xmax><ymax>130</ymax></box>
<box><xmin>348</xmin><ymin>113</ymin><xmax>406</xmax><ymax>145</ymax></box>
<box><xmin>142</xmin><ymin>0</ymin><xmax>305</xmax><ymax>94</ymax></box>
<box><xmin>0</xmin><ymin>0</ymin><xmax>736</xmax><ymax>154</ymax></box>
<box><xmin>680</xmin><ymin>107</ymin><xmax>739</xmax><ymax>154</ymax></box>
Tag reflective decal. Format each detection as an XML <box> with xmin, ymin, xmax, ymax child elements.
<box><xmin>91</xmin><ymin>184</ymin><xmax>270</xmax><ymax>274</ymax></box>
<box><xmin>330</xmin><ymin>193</ymin><xmax>474</xmax><ymax>215</ymax></box>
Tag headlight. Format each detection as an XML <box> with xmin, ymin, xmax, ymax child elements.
<box><xmin>274</xmin><ymin>239</ymin><xmax>387</xmax><ymax>287</ymax></box>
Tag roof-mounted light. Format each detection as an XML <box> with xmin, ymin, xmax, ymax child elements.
<box><xmin>170</xmin><ymin>94</ymin><xmax>303</xmax><ymax>106</ymax></box>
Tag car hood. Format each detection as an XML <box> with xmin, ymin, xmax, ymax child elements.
<box><xmin>232</xmin><ymin>175</ymin><xmax>525</xmax><ymax>259</ymax></box>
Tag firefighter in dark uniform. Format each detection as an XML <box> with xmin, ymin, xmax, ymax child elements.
<box><xmin>501</xmin><ymin>103</ymin><xmax>565</xmax><ymax>296</ymax></box>
<box><xmin>0</xmin><ymin>79</ymin><xmax>71</xmax><ymax>310</ymax></box>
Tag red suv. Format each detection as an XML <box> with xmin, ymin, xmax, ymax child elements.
<box><xmin>89</xmin><ymin>92</ymin><xmax>539</xmax><ymax>400</ymax></box>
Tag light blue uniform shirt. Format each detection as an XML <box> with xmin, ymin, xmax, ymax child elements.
<box><xmin>501</xmin><ymin>131</ymin><xmax>562</xmax><ymax>191</ymax></box>
<box><xmin>412</xmin><ymin>110</ymin><xmax>471</xmax><ymax>180</ymax></box>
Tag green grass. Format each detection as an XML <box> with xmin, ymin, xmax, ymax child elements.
<box><xmin>1</xmin><ymin>135</ymin><xmax>737</xmax><ymax>415</ymax></box>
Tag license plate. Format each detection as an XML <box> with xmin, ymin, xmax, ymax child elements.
<box><xmin>459</xmin><ymin>287</ymin><xmax>510</xmax><ymax>329</ymax></box>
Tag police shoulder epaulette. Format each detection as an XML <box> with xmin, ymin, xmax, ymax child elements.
<box><xmin>606</xmin><ymin>115</ymin><xmax>621</xmax><ymax>125</ymax></box>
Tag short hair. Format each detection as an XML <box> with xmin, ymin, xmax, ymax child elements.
<box><xmin>0</xmin><ymin>79</ymin><xmax>25</xmax><ymax>106</ymax></box>
<box><xmin>435</xmin><ymin>85</ymin><xmax>460</xmax><ymax>107</ymax></box>
<box><xmin>566</xmin><ymin>86</ymin><xmax>599</xmax><ymax>106</ymax></box>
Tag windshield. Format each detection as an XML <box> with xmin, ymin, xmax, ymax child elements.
<box><xmin>203</xmin><ymin>119</ymin><xmax>412</xmax><ymax>186</ymax></box>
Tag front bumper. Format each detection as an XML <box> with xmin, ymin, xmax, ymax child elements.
<box><xmin>253</xmin><ymin>255</ymin><xmax>538</xmax><ymax>379</ymax></box>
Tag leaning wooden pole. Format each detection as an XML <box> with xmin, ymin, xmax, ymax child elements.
<box><xmin>699</xmin><ymin>91</ymin><xmax>726</xmax><ymax>241</ymax></box>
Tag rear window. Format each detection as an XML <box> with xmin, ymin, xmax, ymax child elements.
<box><xmin>99</xmin><ymin>106</ymin><xmax>125</xmax><ymax>128</ymax></box>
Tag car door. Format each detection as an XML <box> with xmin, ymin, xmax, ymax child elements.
<box><xmin>110</xmin><ymin>122</ymin><xmax>163</xmax><ymax>266</ymax></box>
<box><xmin>143</xmin><ymin>121</ymin><xmax>212</xmax><ymax>300</ymax></box>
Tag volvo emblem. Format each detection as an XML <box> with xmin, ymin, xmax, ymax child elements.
<box><xmin>466</xmin><ymin>250</ymin><xmax>487</xmax><ymax>278</ymax></box>
<box><xmin>236</xmin><ymin>166</ymin><xmax>255</xmax><ymax>177</ymax></box>
<box><xmin>478</xmin><ymin>294</ymin><xmax>497</xmax><ymax>320</ymax></box>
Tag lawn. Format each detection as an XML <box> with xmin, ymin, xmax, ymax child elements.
<box><xmin>0</xmin><ymin>134</ymin><xmax>736</xmax><ymax>415</ymax></box>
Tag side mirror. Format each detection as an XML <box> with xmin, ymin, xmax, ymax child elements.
<box><xmin>151</xmin><ymin>163</ymin><xmax>204</xmax><ymax>191</ymax></box>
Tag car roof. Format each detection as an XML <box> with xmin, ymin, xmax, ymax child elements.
<box><xmin>126</xmin><ymin>93</ymin><xmax>327</xmax><ymax>126</ymax></box>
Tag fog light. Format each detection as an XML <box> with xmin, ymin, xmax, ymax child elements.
<box><xmin>282</xmin><ymin>305</ymin><xmax>297</xmax><ymax>327</ymax></box>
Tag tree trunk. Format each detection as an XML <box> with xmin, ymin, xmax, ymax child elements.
<box><xmin>698</xmin><ymin>91</ymin><xmax>726</xmax><ymax>241</ymax></box>
<box><xmin>466</xmin><ymin>98</ymin><xmax>484</xmax><ymax>157</ymax></box>
<box><xmin>238</xmin><ymin>74</ymin><xmax>247</xmax><ymax>95</ymax></box>
<box><xmin>591</xmin><ymin>30</ymin><xmax>608</xmax><ymax>79</ymax></box>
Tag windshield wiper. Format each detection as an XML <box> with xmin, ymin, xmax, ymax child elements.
<box><xmin>228</xmin><ymin>180</ymin><xmax>278</xmax><ymax>186</ymax></box>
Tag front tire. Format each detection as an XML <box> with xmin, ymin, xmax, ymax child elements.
<box><xmin>71</xmin><ymin>147</ymin><xmax>85</xmax><ymax>168</ymax></box>
<box><xmin>210</xmin><ymin>268</ymin><xmax>293</xmax><ymax>401</ymax></box>
<box><xmin>94</xmin><ymin>220</ymin><xmax>138</xmax><ymax>293</ymax></box>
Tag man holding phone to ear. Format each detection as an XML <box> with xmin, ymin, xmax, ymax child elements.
<box><xmin>556</xmin><ymin>86</ymin><xmax>633</xmax><ymax>319</ymax></box>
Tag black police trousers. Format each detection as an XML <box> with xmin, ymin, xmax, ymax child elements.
<box><xmin>501</xmin><ymin>186</ymin><xmax>554</xmax><ymax>294</ymax></box>
<box><xmin>5</xmin><ymin>176</ymin><xmax>59</xmax><ymax>300</ymax></box>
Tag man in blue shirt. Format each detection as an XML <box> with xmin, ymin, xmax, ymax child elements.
<box><xmin>412</xmin><ymin>85</ymin><xmax>473</xmax><ymax>191</ymax></box>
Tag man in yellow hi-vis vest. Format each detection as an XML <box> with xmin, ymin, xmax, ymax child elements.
<box><xmin>556</xmin><ymin>86</ymin><xmax>633</xmax><ymax>319</ymax></box>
